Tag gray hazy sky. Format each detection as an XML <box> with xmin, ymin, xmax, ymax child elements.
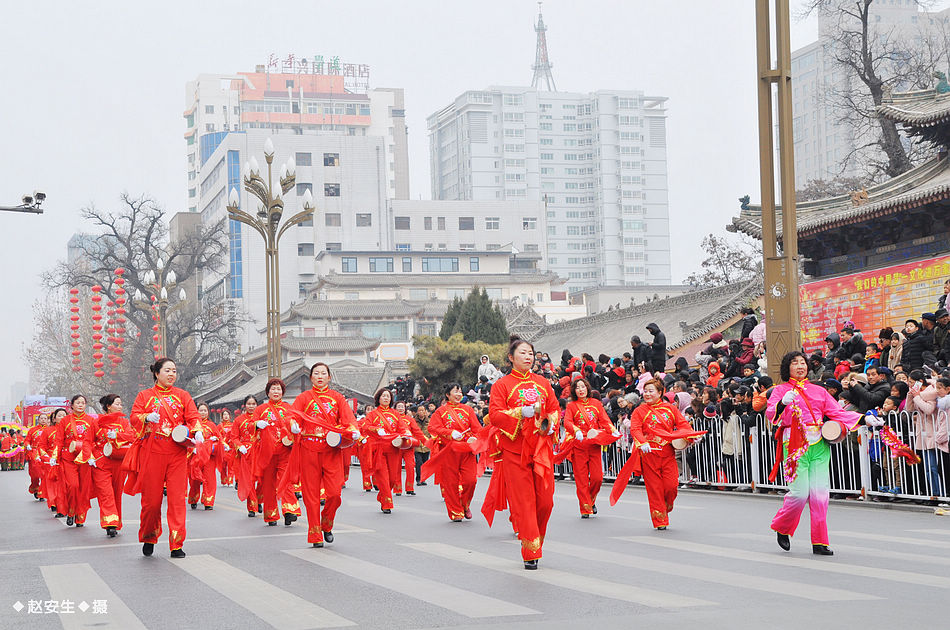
<box><xmin>0</xmin><ymin>1</ymin><xmax>823</xmax><ymax>408</ymax></box>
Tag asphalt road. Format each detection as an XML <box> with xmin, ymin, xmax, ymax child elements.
<box><xmin>1</xmin><ymin>466</ymin><xmax>948</xmax><ymax>630</ymax></box>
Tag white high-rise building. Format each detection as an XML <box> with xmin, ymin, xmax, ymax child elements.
<box><xmin>428</xmin><ymin>87</ymin><xmax>671</xmax><ymax>293</ymax></box>
<box><xmin>791</xmin><ymin>1</ymin><xmax>950</xmax><ymax>188</ymax></box>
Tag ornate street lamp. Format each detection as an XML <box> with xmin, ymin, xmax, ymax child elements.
<box><xmin>135</xmin><ymin>260</ymin><xmax>187</xmax><ymax>358</ymax></box>
<box><xmin>226</xmin><ymin>136</ymin><xmax>315</xmax><ymax>378</ymax></box>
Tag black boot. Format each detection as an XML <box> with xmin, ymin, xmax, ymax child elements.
<box><xmin>776</xmin><ymin>532</ymin><xmax>791</xmax><ymax>551</ymax></box>
<box><xmin>812</xmin><ymin>544</ymin><xmax>834</xmax><ymax>556</ymax></box>
<box><xmin>284</xmin><ymin>513</ymin><xmax>297</xmax><ymax>526</ymax></box>
<box><xmin>248</xmin><ymin>511</ymin><xmax>256</xmax><ymax>517</ymax></box>
<box><xmin>106</xmin><ymin>527</ymin><xmax>117</xmax><ymax>538</ymax></box>
<box><xmin>323</xmin><ymin>531</ymin><xmax>334</xmax><ymax>543</ymax></box>
<box><xmin>592</xmin><ymin>504</ymin><xmax>598</xmax><ymax>514</ymax></box>
<box><xmin>524</xmin><ymin>559</ymin><xmax>538</xmax><ymax>570</ymax></box>
<box><xmin>312</xmin><ymin>542</ymin><xmax>324</xmax><ymax>548</ymax></box>
<box><xmin>190</xmin><ymin>503</ymin><xmax>197</xmax><ymax>510</ymax></box>
<box><xmin>204</xmin><ymin>506</ymin><xmax>213</xmax><ymax>510</ymax></box>
<box><xmin>142</xmin><ymin>542</ymin><xmax>154</xmax><ymax>556</ymax></box>
<box><xmin>382</xmin><ymin>508</ymin><xmax>392</xmax><ymax>514</ymax></box>
<box><xmin>170</xmin><ymin>548</ymin><xmax>186</xmax><ymax>558</ymax></box>
<box><xmin>66</xmin><ymin>516</ymin><xmax>74</xmax><ymax>527</ymax></box>
<box><xmin>267</xmin><ymin>521</ymin><xmax>277</xmax><ymax>526</ymax></box>
<box><xmin>257</xmin><ymin>504</ymin><xmax>263</xmax><ymax>513</ymax></box>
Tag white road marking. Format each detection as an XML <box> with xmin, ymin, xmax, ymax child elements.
<box><xmin>40</xmin><ymin>562</ymin><xmax>147</xmax><ymax>630</ymax></box>
<box><xmin>717</xmin><ymin>532</ymin><xmax>950</xmax><ymax>567</ymax></box>
<box><xmin>285</xmin><ymin>548</ymin><xmax>538</xmax><ymax>618</ymax></box>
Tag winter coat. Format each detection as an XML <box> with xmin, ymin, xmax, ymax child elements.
<box><xmin>837</xmin><ymin>335</ymin><xmax>867</xmax><ymax>364</ymax></box>
<box><xmin>739</xmin><ymin>314</ymin><xmax>757</xmax><ymax>341</ymax></box>
<box><xmin>646</xmin><ymin>323</ymin><xmax>667</xmax><ymax>372</ymax></box>
<box><xmin>901</xmin><ymin>330</ymin><xmax>930</xmax><ymax>371</ymax></box>
<box><xmin>840</xmin><ymin>379</ymin><xmax>890</xmax><ymax>414</ymax></box>
<box><xmin>823</xmin><ymin>333</ymin><xmax>840</xmax><ymax>371</ymax></box>
<box><xmin>905</xmin><ymin>385</ymin><xmax>949</xmax><ymax>453</ymax></box>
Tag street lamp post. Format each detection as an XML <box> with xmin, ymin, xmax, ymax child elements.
<box><xmin>1</xmin><ymin>191</ymin><xmax>46</xmax><ymax>214</ymax></box>
<box><xmin>135</xmin><ymin>260</ymin><xmax>187</xmax><ymax>358</ymax></box>
<box><xmin>226</xmin><ymin>136</ymin><xmax>315</xmax><ymax>379</ymax></box>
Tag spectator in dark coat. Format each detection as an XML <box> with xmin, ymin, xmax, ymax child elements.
<box><xmin>837</xmin><ymin>327</ymin><xmax>867</xmax><ymax>364</ymax></box>
<box><xmin>739</xmin><ymin>307</ymin><xmax>757</xmax><ymax>340</ymax></box>
<box><xmin>901</xmin><ymin>319</ymin><xmax>930</xmax><ymax>372</ymax></box>
<box><xmin>840</xmin><ymin>366</ymin><xmax>890</xmax><ymax>413</ymax></box>
<box><xmin>606</xmin><ymin>359</ymin><xmax>627</xmax><ymax>390</ymax></box>
<box><xmin>823</xmin><ymin>332</ymin><xmax>841</xmax><ymax>371</ymax></box>
<box><xmin>630</xmin><ymin>335</ymin><xmax>651</xmax><ymax>372</ymax></box>
<box><xmin>645</xmin><ymin>323</ymin><xmax>667</xmax><ymax>373</ymax></box>
<box><xmin>935</xmin><ymin>309</ymin><xmax>950</xmax><ymax>363</ymax></box>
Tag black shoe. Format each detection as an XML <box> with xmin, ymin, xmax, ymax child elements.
<box><xmin>365</xmin><ymin>488</ymin><xmax>372</xmax><ymax>492</ymax></box>
<box><xmin>656</xmin><ymin>526</ymin><xmax>667</xmax><ymax>530</ymax></box>
<box><xmin>284</xmin><ymin>513</ymin><xmax>297</xmax><ymax>526</ymax></box>
<box><xmin>204</xmin><ymin>506</ymin><xmax>213</xmax><ymax>510</ymax></box>
<box><xmin>190</xmin><ymin>503</ymin><xmax>197</xmax><ymax>510</ymax></box>
<box><xmin>395</xmin><ymin>492</ymin><xmax>402</xmax><ymax>496</ymax></box>
<box><xmin>267</xmin><ymin>521</ymin><xmax>277</xmax><ymax>526</ymax></box>
<box><xmin>142</xmin><ymin>542</ymin><xmax>154</xmax><ymax>556</ymax></box>
<box><xmin>406</xmin><ymin>491</ymin><xmax>416</xmax><ymax>496</ymax></box>
<box><xmin>55</xmin><ymin>512</ymin><xmax>65</xmax><ymax>518</ymax></box>
<box><xmin>382</xmin><ymin>508</ymin><xmax>392</xmax><ymax>514</ymax></box>
<box><xmin>312</xmin><ymin>542</ymin><xmax>324</xmax><ymax>548</ymax></box>
<box><xmin>592</xmin><ymin>504</ymin><xmax>598</xmax><ymax>514</ymax></box>
<box><xmin>33</xmin><ymin>492</ymin><xmax>38</xmax><ymax>499</ymax></box>
<box><xmin>163</xmin><ymin>488</ymin><xmax>167</xmax><ymax>496</ymax></box>
<box><xmin>75</xmin><ymin>523</ymin><xmax>84</xmax><ymax>528</ymax></box>
<box><xmin>323</xmin><ymin>531</ymin><xmax>334</xmax><ymax>543</ymax></box>
<box><xmin>106</xmin><ymin>527</ymin><xmax>117</xmax><ymax>538</ymax></box>
<box><xmin>776</xmin><ymin>532</ymin><xmax>791</xmax><ymax>551</ymax></box>
<box><xmin>248</xmin><ymin>511</ymin><xmax>256</xmax><ymax>517</ymax></box>
<box><xmin>170</xmin><ymin>548</ymin><xmax>186</xmax><ymax>558</ymax></box>
<box><xmin>581</xmin><ymin>514</ymin><xmax>590</xmax><ymax>519</ymax></box>
<box><xmin>295</xmin><ymin>492</ymin><xmax>302</xmax><ymax>499</ymax></box>
<box><xmin>257</xmin><ymin>505</ymin><xmax>263</xmax><ymax>513</ymax></box>
<box><xmin>812</xmin><ymin>545</ymin><xmax>834</xmax><ymax>556</ymax></box>
<box><xmin>320</xmin><ymin>499</ymin><xmax>326</xmax><ymax>506</ymax></box>
<box><xmin>66</xmin><ymin>516</ymin><xmax>74</xmax><ymax>526</ymax></box>
<box><xmin>524</xmin><ymin>560</ymin><xmax>538</xmax><ymax>570</ymax></box>
<box><xmin>417</xmin><ymin>481</ymin><xmax>427</xmax><ymax>486</ymax></box>
<box><xmin>451</xmin><ymin>518</ymin><xmax>463</xmax><ymax>523</ymax></box>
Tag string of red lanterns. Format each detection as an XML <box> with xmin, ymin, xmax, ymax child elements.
<box><xmin>69</xmin><ymin>288</ymin><xmax>81</xmax><ymax>372</ymax></box>
<box><xmin>91</xmin><ymin>285</ymin><xmax>105</xmax><ymax>379</ymax></box>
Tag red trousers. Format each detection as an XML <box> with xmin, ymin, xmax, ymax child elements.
<box><xmin>501</xmin><ymin>449</ymin><xmax>554</xmax><ymax>561</ymax></box>
<box><xmin>61</xmin><ymin>458</ymin><xmax>91</xmax><ymax>524</ymax></box>
<box><xmin>438</xmin><ymin>448</ymin><xmax>476</xmax><ymax>520</ymax></box>
<box><xmin>219</xmin><ymin>454</ymin><xmax>234</xmax><ymax>485</ymax></box>
<box><xmin>28</xmin><ymin>458</ymin><xmax>42</xmax><ymax>496</ymax></box>
<box><xmin>188</xmin><ymin>458</ymin><xmax>219</xmax><ymax>507</ymax></box>
<box><xmin>356</xmin><ymin>444</ymin><xmax>373</xmax><ymax>490</ymax></box>
<box><xmin>571</xmin><ymin>445</ymin><xmax>604</xmax><ymax>515</ymax></box>
<box><xmin>92</xmin><ymin>457</ymin><xmax>125</xmax><ymax>530</ymax></box>
<box><xmin>259</xmin><ymin>447</ymin><xmax>300</xmax><ymax>523</ymax></box>
<box><xmin>373</xmin><ymin>445</ymin><xmax>401</xmax><ymax>510</ymax></box>
<box><xmin>641</xmin><ymin>447</ymin><xmax>679</xmax><ymax>528</ymax></box>
<box><xmin>299</xmin><ymin>440</ymin><xmax>344</xmax><ymax>543</ymax></box>
<box><xmin>138</xmin><ymin>436</ymin><xmax>188</xmax><ymax>550</ymax></box>
<box><xmin>394</xmin><ymin>449</ymin><xmax>415</xmax><ymax>493</ymax></box>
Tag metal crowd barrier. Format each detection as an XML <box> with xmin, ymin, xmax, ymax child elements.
<box><xmin>584</xmin><ymin>409</ymin><xmax>950</xmax><ymax>504</ymax></box>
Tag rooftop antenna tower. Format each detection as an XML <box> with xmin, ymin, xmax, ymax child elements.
<box><xmin>531</xmin><ymin>2</ymin><xmax>557</xmax><ymax>91</ymax></box>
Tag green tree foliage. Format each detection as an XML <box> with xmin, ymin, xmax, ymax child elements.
<box><xmin>408</xmin><ymin>334</ymin><xmax>506</xmax><ymax>396</ymax></box>
<box><xmin>438</xmin><ymin>287</ymin><xmax>508</xmax><ymax>344</ymax></box>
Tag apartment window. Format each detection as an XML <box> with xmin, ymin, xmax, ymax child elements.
<box><xmin>486</xmin><ymin>243</ymin><xmax>501</xmax><ymax>250</ymax></box>
<box><xmin>205</xmin><ymin>105</ymin><xmax>214</xmax><ymax>114</ymax></box>
<box><xmin>326</xmin><ymin>242</ymin><xmax>342</xmax><ymax>251</ymax></box>
<box><xmin>437</xmin><ymin>217</ymin><xmax>446</xmax><ymax>230</ymax></box>
<box><xmin>324</xmin><ymin>183</ymin><xmax>340</xmax><ymax>197</ymax></box>
<box><xmin>402</xmin><ymin>257</ymin><xmax>412</xmax><ymax>272</ymax></box>
<box><xmin>459</xmin><ymin>243</ymin><xmax>476</xmax><ymax>251</ymax></box>
<box><xmin>297</xmin><ymin>217</ymin><xmax>313</xmax><ymax>227</ymax></box>
<box><xmin>325</xmin><ymin>213</ymin><xmax>341</xmax><ymax>227</ymax></box>
<box><xmin>540</xmin><ymin>153</ymin><xmax>554</xmax><ymax>160</ymax></box>
<box><xmin>396</xmin><ymin>243</ymin><xmax>411</xmax><ymax>252</ymax></box>
<box><xmin>548</xmin><ymin>226</ymin><xmax>556</xmax><ymax>235</ymax></box>
<box><xmin>295</xmin><ymin>152</ymin><xmax>312</xmax><ymax>166</ymax></box>
<box><xmin>297</xmin><ymin>243</ymin><xmax>315</xmax><ymax>256</ymax></box>
<box><xmin>296</xmin><ymin>183</ymin><xmax>312</xmax><ymax>196</ymax></box>
<box><xmin>409</xmin><ymin>288</ymin><xmax>427</xmax><ymax>300</ymax></box>
<box><xmin>423</xmin><ymin>243</ymin><xmax>433</xmax><ymax>251</ymax></box>
<box><xmin>522</xmin><ymin>217</ymin><xmax>537</xmax><ymax>230</ymax></box>
<box><xmin>539</xmin><ymin>122</ymin><xmax>552</xmax><ymax>131</ymax></box>
<box><xmin>458</xmin><ymin>217</ymin><xmax>475</xmax><ymax>230</ymax></box>
<box><xmin>524</xmin><ymin>244</ymin><xmax>539</xmax><ymax>252</ymax></box>
<box><xmin>447</xmin><ymin>288</ymin><xmax>467</xmax><ymax>299</ymax></box>
<box><xmin>395</xmin><ymin>216</ymin><xmax>411</xmax><ymax>230</ymax></box>
<box><xmin>205</xmin><ymin>123</ymin><xmax>215</xmax><ymax>132</ymax></box>
<box><xmin>299</xmin><ymin>283</ymin><xmax>310</xmax><ymax>297</ymax></box>
<box><xmin>438</xmin><ymin>243</ymin><xmax>447</xmax><ymax>251</ymax></box>
<box><xmin>424</xmin><ymin>217</ymin><xmax>433</xmax><ymax>230</ymax></box>
<box><xmin>356</xmin><ymin>213</ymin><xmax>372</xmax><ymax>227</ymax></box>
<box><xmin>421</xmin><ymin>257</ymin><xmax>459</xmax><ymax>272</ymax></box>
<box><xmin>485</xmin><ymin>217</ymin><xmax>500</xmax><ymax>230</ymax></box>
<box><xmin>548</xmin><ymin>257</ymin><xmax>558</xmax><ymax>266</ymax></box>
<box><xmin>469</xmin><ymin>256</ymin><xmax>480</xmax><ymax>272</ymax></box>
<box><xmin>369</xmin><ymin>257</ymin><xmax>394</xmax><ymax>273</ymax></box>
<box><xmin>324</xmin><ymin>152</ymin><xmax>340</xmax><ymax>166</ymax></box>
<box><xmin>341</xmin><ymin>257</ymin><xmax>358</xmax><ymax>273</ymax></box>
<box><xmin>540</xmin><ymin>138</ymin><xmax>553</xmax><ymax>145</ymax></box>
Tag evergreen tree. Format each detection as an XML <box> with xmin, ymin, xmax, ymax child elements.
<box><xmin>452</xmin><ymin>287</ymin><xmax>508</xmax><ymax>344</ymax></box>
<box><xmin>408</xmin><ymin>333</ymin><xmax>506</xmax><ymax>395</ymax></box>
<box><xmin>438</xmin><ymin>297</ymin><xmax>463</xmax><ymax>340</ymax></box>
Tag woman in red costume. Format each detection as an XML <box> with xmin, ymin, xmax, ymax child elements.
<box><xmin>488</xmin><ymin>335</ymin><xmax>560</xmax><ymax>570</ymax></box>
<box><xmin>363</xmin><ymin>388</ymin><xmax>413</xmax><ymax>513</ymax></box>
<box><xmin>188</xmin><ymin>402</ymin><xmax>221</xmax><ymax>511</ymax></box>
<box><xmin>26</xmin><ymin>412</ymin><xmax>49</xmax><ymax>500</ymax></box>
<box><xmin>626</xmin><ymin>378</ymin><xmax>700</xmax><ymax>530</ymax></box>
<box><xmin>287</xmin><ymin>362</ymin><xmax>360</xmax><ymax>547</ymax></box>
<box><xmin>253</xmin><ymin>379</ymin><xmax>302</xmax><ymax>527</ymax></box>
<box><xmin>56</xmin><ymin>394</ymin><xmax>96</xmax><ymax>528</ymax></box>
<box><xmin>41</xmin><ymin>409</ymin><xmax>67</xmax><ymax>517</ymax></box>
<box><xmin>128</xmin><ymin>357</ymin><xmax>202</xmax><ymax>558</ymax></box>
<box><xmin>217</xmin><ymin>408</ymin><xmax>235</xmax><ymax>486</ymax></box>
<box><xmin>92</xmin><ymin>394</ymin><xmax>134</xmax><ymax>537</ymax></box>
<box><xmin>562</xmin><ymin>379</ymin><xmax>620</xmax><ymax>518</ymax></box>
<box><xmin>231</xmin><ymin>395</ymin><xmax>263</xmax><ymax>517</ymax></box>
<box><xmin>355</xmin><ymin>405</ymin><xmax>375</xmax><ymax>492</ymax></box>
<box><xmin>394</xmin><ymin>400</ymin><xmax>425</xmax><ymax>496</ymax></box>
<box><xmin>427</xmin><ymin>383</ymin><xmax>481</xmax><ymax>521</ymax></box>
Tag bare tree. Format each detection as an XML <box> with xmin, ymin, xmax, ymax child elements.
<box><xmin>800</xmin><ymin>0</ymin><xmax>944</xmax><ymax>180</ymax></box>
<box><xmin>38</xmin><ymin>193</ymin><xmax>248</xmax><ymax>394</ymax></box>
<box><xmin>685</xmin><ymin>234</ymin><xmax>763</xmax><ymax>288</ymax></box>
<box><xmin>796</xmin><ymin>175</ymin><xmax>870</xmax><ymax>201</ymax></box>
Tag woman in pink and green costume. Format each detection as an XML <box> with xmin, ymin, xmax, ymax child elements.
<box><xmin>767</xmin><ymin>351</ymin><xmax>871</xmax><ymax>556</ymax></box>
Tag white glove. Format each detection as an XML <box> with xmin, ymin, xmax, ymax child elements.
<box><xmin>521</xmin><ymin>405</ymin><xmax>535</xmax><ymax>418</ymax></box>
<box><xmin>87</xmin><ymin>458</ymin><xmax>97</xmax><ymax>468</ymax></box>
<box><xmin>210</xmin><ymin>436</ymin><xmax>218</xmax><ymax>441</ymax></box>
<box><xmin>106</xmin><ymin>429</ymin><xmax>117</xmax><ymax>439</ymax></box>
<box><xmin>146</xmin><ymin>412</ymin><xmax>161</xmax><ymax>424</ymax></box>
<box><xmin>255</xmin><ymin>420</ymin><xmax>269</xmax><ymax>430</ymax></box>
<box><xmin>193</xmin><ymin>431</ymin><xmax>205</xmax><ymax>444</ymax></box>
<box><xmin>291</xmin><ymin>422</ymin><xmax>301</xmax><ymax>434</ymax></box>
<box><xmin>781</xmin><ymin>391</ymin><xmax>796</xmax><ymax>405</ymax></box>
<box><xmin>238</xmin><ymin>445</ymin><xmax>248</xmax><ymax>455</ymax></box>
<box><xmin>223</xmin><ymin>444</ymin><xmax>230</xmax><ymax>452</ymax></box>
<box><xmin>49</xmin><ymin>457</ymin><xmax>57</xmax><ymax>466</ymax></box>
<box><xmin>378</xmin><ymin>428</ymin><xmax>387</xmax><ymax>436</ymax></box>
<box><xmin>865</xmin><ymin>414</ymin><xmax>885</xmax><ymax>428</ymax></box>
<box><xmin>611</xmin><ymin>431</ymin><xmax>621</xmax><ymax>438</ymax></box>
<box><xmin>352</xmin><ymin>431</ymin><xmax>361</xmax><ymax>441</ymax></box>
<box><xmin>547</xmin><ymin>423</ymin><xmax>556</xmax><ymax>435</ymax></box>
<box><xmin>451</xmin><ymin>430</ymin><xmax>463</xmax><ymax>440</ymax></box>
<box><xmin>575</xmin><ymin>430</ymin><xmax>584</xmax><ymax>441</ymax></box>
<box><xmin>26</xmin><ymin>444</ymin><xmax>32</xmax><ymax>451</ymax></box>
<box><xmin>639</xmin><ymin>443</ymin><xmax>652</xmax><ymax>454</ymax></box>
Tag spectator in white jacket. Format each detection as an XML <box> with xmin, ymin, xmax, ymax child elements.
<box><xmin>477</xmin><ymin>355</ymin><xmax>500</xmax><ymax>383</ymax></box>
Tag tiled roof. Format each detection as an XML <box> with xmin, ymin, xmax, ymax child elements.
<box><xmin>281</xmin><ymin>298</ymin><xmax>446</xmax><ymax>322</ymax></box>
<box><xmin>531</xmin><ymin>280</ymin><xmax>762</xmax><ymax>360</ymax></box>
<box><xmin>242</xmin><ymin>335</ymin><xmax>380</xmax><ymax>362</ymax></box>
<box><xmin>315</xmin><ymin>271</ymin><xmax>562</xmax><ymax>288</ymax></box>
<box><xmin>729</xmin><ymin>157</ymin><xmax>950</xmax><ymax>239</ymax></box>
<box><xmin>876</xmin><ymin>88</ymin><xmax>950</xmax><ymax>127</ymax></box>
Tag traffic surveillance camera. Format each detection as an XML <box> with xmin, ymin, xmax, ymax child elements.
<box><xmin>34</xmin><ymin>191</ymin><xmax>46</xmax><ymax>203</ymax></box>
<box><xmin>21</xmin><ymin>194</ymin><xmax>33</xmax><ymax>206</ymax></box>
